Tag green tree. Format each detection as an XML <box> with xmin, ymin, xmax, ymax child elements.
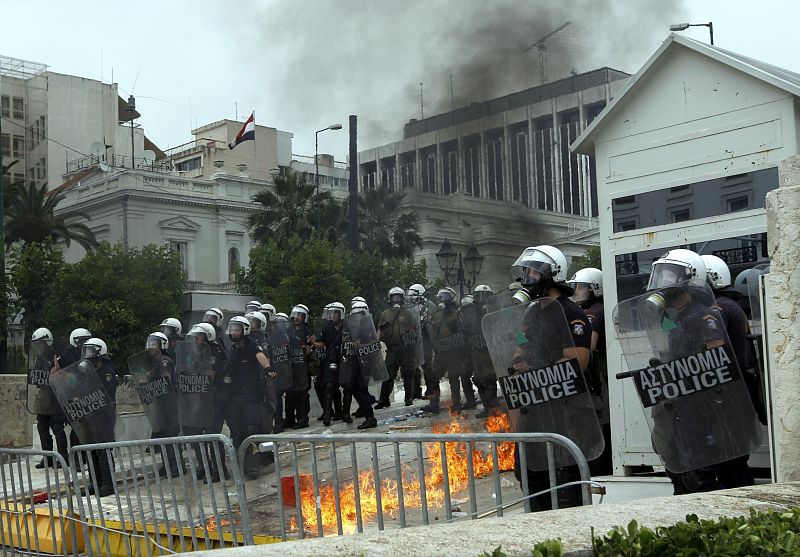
<box><xmin>358</xmin><ymin>187</ymin><xmax>422</xmax><ymax>260</ymax></box>
<box><xmin>246</xmin><ymin>169</ymin><xmax>339</xmax><ymax>247</ymax></box>
<box><xmin>567</xmin><ymin>244</ymin><xmax>602</xmax><ymax>279</ymax></box>
<box><xmin>5</xmin><ymin>181</ymin><xmax>98</xmax><ymax>250</ymax></box>
<box><xmin>8</xmin><ymin>241</ymin><xmax>66</xmax><ymax>347</ymax></box>
<box><xmin>42</xmin><ymin>243</ymin><xmax>186</xmax><ymax>366</ymax></box>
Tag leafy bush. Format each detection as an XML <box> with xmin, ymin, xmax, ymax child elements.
<box><xmin>593</xmin><ymin>508</ymin><xmax>800</xmax><ymax>556</ymax></box>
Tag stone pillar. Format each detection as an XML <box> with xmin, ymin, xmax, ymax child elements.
<box><xmin>764</xmin><ymin>154</ymin><xmax>800</xmax><ymax>482</ymax></box>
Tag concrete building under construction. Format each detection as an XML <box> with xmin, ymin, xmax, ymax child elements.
<box><xmin>357</xmin><ymin>67</ymin><xmax>630</xmax><ymax>290</ymax></box>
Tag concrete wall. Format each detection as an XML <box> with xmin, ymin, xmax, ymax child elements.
<box><xmin>765</xmin><ymin>155</ymin><xmax>800</xmax><ymax>482</ymax></box>
<box><xmin>0</xmin><ymin>375</ymin><xmax>32</xmax><ymax>447</ymax></box>
<box><xmin>0</xmin><ymin>374</ymin><xmax>146</xmax><ymax>448</ymax></box>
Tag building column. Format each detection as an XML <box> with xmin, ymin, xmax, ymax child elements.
<box><xmin>765</xmin><ymin>155</ymin><xmax>800</xmax><ymax>482</ymax></box>
<box><xmin>503</xmin><ymin>114</ymin><xmax>512</xmax><ymax>203</ymax></box>
<box><xmin>456</xmin><ymin>129</ymin><xmax>464</xmax><ymax>193</ymax></box>
<box><xmin>395</xmin><ymin>144</ymin><xmax>400</xmax><ymax>190</ymax></box>
<box><xmin>526</xmin><ymin>106</ymin><xmax>535</xmax><ymax>209</ymax></box>
<box><xmin>435</xmin><ymin>134</ymin><xmax>444</xmax><ymax>195</ymax></box>
<box><xmin>551</xmin><ymin>100</ymin><xmax>562</xmax><ymax>212</ymax></box>
<box><xmin>374</xmin><ymin>148</ymin><xmax>381</xmax><ymax>189</ymax></box>
<box><xmin>480</xmin><ymin>127</ymin><xmax>488</xmax><ymax>200</ymax></box>
<box><xmin>414</xmin><ymin>138</ymin><xmax>421</xmax><ymax>191</ymax></box>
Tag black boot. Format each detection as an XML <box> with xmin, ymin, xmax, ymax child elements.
<box><xmin>358</xmin><ymin>417</ymin><xmax>378</xmax><ymax>430</ymax></box>
<box><xmin>422</xmin><ymin>391</ymin><xmax>441</xmax><ymax>414</ymax></box>
<box><xmin>402</xmin><ymin>369</ymin><xmax>415</xmax><ymax>406</ymax></box>
<box><xmin>322</xmin><ymin>392</ymin><xmax>333</xmax><ymax>427</ymax></box>
<box><xmin>332</xmin><ymin>388</ymin><xmax>343</xmax><ymax>420</ymax></box>
<box><xmin>341</xmin><ymin>392</ymin><xmax>353</xmax><ymax>423</ymax></box>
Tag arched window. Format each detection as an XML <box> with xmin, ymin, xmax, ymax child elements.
<box><xmin>228</xmin><ymin>247</ymin><xmax>240</xmax><ymax>282</ymax></box>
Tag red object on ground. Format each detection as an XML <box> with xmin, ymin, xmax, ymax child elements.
<box><xmin>280</xmin><ymin>474</ymin><xmax>312</xmax><ymax>507</ymax></box>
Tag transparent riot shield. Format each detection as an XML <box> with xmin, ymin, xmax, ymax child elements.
<box><xmin>127</xmin><ymin>350</ymin><xmax>178</xmax><ymax>434</ymax></box>
<box><xmin>461</xmin><ymin>303</ymin><xmax>494</xmax><ymax>382</ymax></box>
<box><xmin>339</xmin><ymin>322</ymin><xmax>355</xmax><ymax>385</ymax></box>
<box><xmin>288</xmin><ymin>331</ymin><xmax>310</xmax><ymax>391</ymax></box>
<box><xmin>398</xmin><ymin>306</ymin><xmax>425</xmax><ymax>370</ymax></box>
<box><xmin>26</xmin><ymin>342</ymin><xmax>60</xmax><ymax>415</ymax></box>
<box><xmin>268</xmin><ymin>322</ymin><xmax>292</xmax><ymax>392</ymax></box>
<box><xmin>485</xmin><ymin>290</ymin><xmax>514</xmax><ymax>313</ymax></box>
<box><xmin>613</xmin><ymin>279</ymin><xmax>761</xmax><ymax>474</ymax></box>
<box><xmin>348</xmin><ymin>312</ymin><xmax>389</xmax><ymax>385</ymax></box>
<box><xmin>482</xmin><ymin>300</ymin><xmax>604</xmax><ymax>470</ymax></box>
<box><xmin>49</xmin><ymin>360</ymin><xmax>116</xmax><ymax>444</ymax></box>
<box><xmin>429</xmin><ymin>307</ymin><xmax>466</xmax><ymax>378</ymax></box>
<box><xmin>175</xmin><ymin>341</ymin><xmax>214</xmax><ymax>428</ymax></box>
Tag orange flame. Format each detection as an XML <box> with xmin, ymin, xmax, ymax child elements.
<box><xmin>205</xmin><ymin>516</ymin><xmax>231</xmax><ymax>532</ymax></box>
<box><xmin>290</xmin><ymin>412</ymin><xmax>515</xmax><ymax>534</ymax></box>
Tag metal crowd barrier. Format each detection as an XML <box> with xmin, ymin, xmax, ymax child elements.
<box><xmin>239</xmin><ymin>431</ymin><xmax>592</xmax><ymax>541</ymax></box>
<box><xmin>0</xmin><ymin>448</ymin><xmax>79</xmax><ymax>556</ymax></box>
<box><xmin>68</xmin><ymin>434</ymin><xmax>254</xmax><ymax>556</ymax></box>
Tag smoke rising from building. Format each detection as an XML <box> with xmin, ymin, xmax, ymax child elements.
<box><xmin>228</xmin><ymin>0</ymin><xmax>685</xmax><ymax>149</ymax></box>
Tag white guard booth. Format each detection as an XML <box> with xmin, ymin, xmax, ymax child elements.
<box><xmin>571</xmin><ymin>34</ymin><xmax>800</xmax><ymax>481</ymax></box>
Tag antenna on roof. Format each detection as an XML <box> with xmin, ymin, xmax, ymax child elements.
<box><xmin>523</xmin><ymin>21</ymin><xmax>572</xmax><ymax>85</ymax></box>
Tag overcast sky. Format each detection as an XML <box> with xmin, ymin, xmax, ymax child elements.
<box><xmin>1</xmin><ymin>0</ymin><xmax>797</xmax><ymax>161</ymax></box>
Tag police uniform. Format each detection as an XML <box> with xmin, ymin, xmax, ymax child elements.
<box><xmin>317</xmin><ymin>320</ymin><xmax>345</xmax><ymax>421</ymax></box>
<box><xmin>464</xmin><ymin>301</ymin><xmax>498</xmax><ymax>414</ymax></box>
<box><xmin>419</xmin><ymin>299</ymin><xmax>438</xmax><ymax>398</ymax></box>
<box><xmin>341</xmin><ymin>319</ymin><xmax>377</xmax><ymax>423</ymax></box>
<box><xmin>34</xmin><ymin>345</ymin><xmax>68</xmax><ymax>466</ymax></box>
<box><xmin>285</xmin><ymin>323</ymin><xmax>312</xmax><ymax>427</ymax></box>
<box><xmin>660</xmin><ymin>298</ymin><xmax>726</xmax><ymax>494</ymax></box>
<box><xmin>85</xmin><ymin>356</ymin><xmax>118</xmax><ymax>496</ymax></box>
<box><xmin>148</xmin><ymin>350</ymin><xmax>182</xmax><ymax>476</ymax></box>
<box><xmin>225</xmin><ymin>336</ymin><xmax>270</xmax><ymax>475</ymax></box>
<box><xmin>192</xmin><ymin>340</ymin><xmax>229</xmax><ymax>482</ymax></box>
<box><xmin>514</xmin><ymin>294</ymin><xmax>591</xmax><ymax>512</ymax></box>
<box><xmin>584</xmin><ymin>298</ymin><xmax>612</xmax><ymax>476</ymax></box>
<box><xmin>377</xmin><ymin>306</ymin><xmax>417</xmax><ymax>406</ymax></box>
<box><xmin>712</xmin><ymin>293</ymin><xmax>756</xmax><ymax>490</ymax></box>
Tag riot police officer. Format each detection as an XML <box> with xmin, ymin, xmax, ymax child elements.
<box><xmin>286</xmin><ymin>305</ymin><xmax>313</xmax><ymax>429</ymax></box>
<box><xmin>348</xmin><ymin>301</ymin><xmax>379</xmax><ymax>429</ymax></box>
<box><xmin>30</xmin><ymin>328</ymin><xmax>68</xmax><ymax>468</ymax></box>
<box><xmin>245</xmin><ymin>300</ymin><xmax>262</xmax><ymax>314</ymax></box>
<box><xmin>80</xmin><ymin>338</ymin><xmax>118</xmax><ymax>497</ymax></box>
<box><xmin>185</xmin><ymin>322</ymin><xmax>229</xmax><ymax>482</ymax></box>
<box><xmin>312</xmin><ymin>302</ymin><xmax>348</xmax><ymax>425</ymax></box>
<box><xmin>203</xmin><ymin>308</ymin><xmax>225</xmax><ymax>344</ymax></box>
<box><xmin>439</xmin><ymin>287</ymin><xmax>476</xmax><ymax>411</ymax></box>
<box><xmin>54</xmin><ymin>327</ymin><xmax>93</xmax><ymax>458</ymax></box>
<box><xmin>142</xmin><ymin>332</ymin><xmax>182</xmax><ymax>477</ymax></box>
<box><xmin>702</xmin><ymin>253</ymin><xmax>757</xmax><ymax>488</ymax></box>
<box><xmin>223</xmin><ymin>316</ymin><xmax>275</xmax><ymax>479</ymax></box>
<box><xmin>509</xmin><ymin>245</ymin><xmax>593</xmax><ymax>511</ymax></box>
<box><xmin>469</xmin><ymin>285</ymin><xmax>500</xmax><ymax>418</ymax></box>
<box><xmin>159</xmin><ymin>318</ymin><xmax>185</xmax><ymax>359</ymax></box>
<box><xmin>407</xmin><ymin>285</ymin><xmax>437</xmax><ymax>399</ymax></box>
<box><xmin>567</xmin><ymin>267</ymin><xmax>611</xmax><ymax>475</ymax></box>
<box><xmin>376</xmin><ymin>287</ymin><xmax>417</xmax><ymax>408</ymax></box>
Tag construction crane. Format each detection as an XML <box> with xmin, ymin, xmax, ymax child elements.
<box><xmin>523</xmin><ymin>21</ymin><xmax>572</xmax><ymax>86</ymax></box>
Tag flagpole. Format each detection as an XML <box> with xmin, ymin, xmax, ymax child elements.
<box><xmin>252</xmin><ymin>111</ymin><xmax>257</xmax><ymax>179</ymax></box>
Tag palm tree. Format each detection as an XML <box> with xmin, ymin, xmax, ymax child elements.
<box><xmin>5</xmin><ymin>181</ymin><xmax>98</xmax><ymax>250</ymax></box>
<box><xmin>247</xmin><ymin>169</ymin><xmax>338</xmax><ymax>246</ymax></box>
<box><xmin>358</xmin><ymin>187</ymin><xmax>422</xmax><ymax>259</ymax></box>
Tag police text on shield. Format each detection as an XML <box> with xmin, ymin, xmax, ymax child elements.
<box><xmin>500</xmin><ymin>358</ymin><xmax>585</xmax><ymax>410</ymax></box>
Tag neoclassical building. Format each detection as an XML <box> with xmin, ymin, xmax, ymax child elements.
<box><xmin>358</xmin><ymin>67</ymin><xmax>630</xmax><ymax>290</ymax></box>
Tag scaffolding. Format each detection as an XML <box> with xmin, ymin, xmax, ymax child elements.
<box><xmin>0</xmin><ymin>55</ymin><xmax>48</xmax><ymax>80</ymax></box>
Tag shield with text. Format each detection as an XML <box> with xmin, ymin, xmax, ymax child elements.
<box><xmin>482</xmin><ymin>300</ymin><xmax>603</xmax><ymax>470</ymax></box>
<box><xmin>127</xmin><ymin>350</ymin><xmax>178</xmax><ymax>433</ymax></box>
<box><xmin>175</xmin><ymin>340</ymin><xmax>214</xmax><ymax>428</ymax></box>
<box><xmin>49</xmin><ymin>360</ymin><xmax>116</xmax><ymax>444</ymax></box>
<box><xmin>613</xmin><ymin>279</ymin><xmax>761</xmax><ymax>474</ymax></box>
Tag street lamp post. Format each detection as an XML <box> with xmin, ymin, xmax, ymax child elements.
<box><xmin>435</xmin><ymin>239</ymin><xmax>485</xmax><ymax>300</ymax></box>
<box><xmin>315</xmin><ymin>123</ymin><xmax>343</xmax><ymax>230</ymax></box>
<box><xmin>670</xmin><ymin>22</ymin><xmax>714</xmax><ymax>45</ymax></box>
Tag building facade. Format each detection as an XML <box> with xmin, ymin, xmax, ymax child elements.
<box><xmin>0</xmin><ymin>54</ymin><xmax>162</xmax><ymax>190</ymax></box>
<box><xmin>358</xmin><ymin>68</ymin><xmax>630</xmax><ymax>290</ymax></box>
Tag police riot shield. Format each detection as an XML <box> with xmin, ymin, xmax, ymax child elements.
<box><xmin>485</xmin><ymin>290</ymin><xmax>514</xmax><ymax>313</ymax></box>
<box><xmin>339</xmin><ymin>320</ymin><xmax>355</xmax><ymax>385</ymax></box>
<box><xmin>175</xmin><ymin>341</ymin><xmax>214</xmax><ymax>428</ymax></box>
<box><xmin>399</xmin><ymin>305</ymin><xmax>425</xmax><ymax>370</ymax></box>
<box><xmin>268</xmin><ymin>322</ymin><xmax>292</xmax><ymax>392</ymax></box>
<box><xmin>429</xmin><ymin>308</ymin><xmax>467</xmax><ymax>378</ymax></box>
<box><xmin>348</xmin><ymin>312</ymin><xmax>389</xmax><ymax>385</ymax></box>
<box><xmin>127</xmin><ymin>351</ymin><xmax>178</xmax><ymax>433</ymax></box>
<box><xmin>613</xmin><ymin>279</ymin><xmax>761</xmax><ymax>474</ymax></box>
<box><xmin>26</xmin><ymin>343</ymin><xmax>60</xmax><ymax>415</ymax></box>
<box><xmin>289</xmin><ymin>334</ymin><xmax>310</xmax><ymax>391</ymax></box>
<box><xmin>482</xmin><ymin>300</ymin><xmax>604</xmax><ymax>470</ymax></box>
<box><xmin>49</xmin><ymin>360</ymin><xmax>116</xmax><ymax>444</ymax></box>
<box><xmin>461</xmin><ymin>303</ymin><xmax>494</xmax><ymax>382</ymax></box>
